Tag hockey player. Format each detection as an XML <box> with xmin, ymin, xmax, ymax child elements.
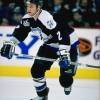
<box><xmin>0</xmin><ymin>0</ymin><xmax>79</xmax><ymax>100</ymax></box>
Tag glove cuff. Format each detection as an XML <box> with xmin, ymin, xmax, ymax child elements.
<box><xmin>10</xmin><ymin>37</ymin><xmax>20</xmax><ymax>45</ymax></box>
<box><xmin>59</xmin><ymin>45</ymin><xmax>70</xmax><ymax>51</ymax></box>
<box><xmin>3</xmin><ymin>41</ymin><xmax>15</xmax><ymax>47</ymax></box>
<box><xmin>57</xmin><ymin>45</ymin><xmax>70</xmax><ymax>56</ymax></box>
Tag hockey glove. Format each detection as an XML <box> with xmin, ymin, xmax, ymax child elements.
<box><xmin>1</xmin><ymin>41</ymin><xmax>15</xmax><ymax>59</ymax></box>
<box><xmin>58</xmin><ymin>51</ymin><xmax>71</xmax><ymax>68</ymax></box>
<box><xmin>57</xmin><ymin>45</ymin><xmax>70</xmax><ymax>68</ymax></box>
<box><xmin>58</xmin><ymin>50</ymin><xmax>77</xmax><ymax>75</ymax></box>
<box><xmin>59</xmin><ymin>53</ymin><xmax>77</xmax><ymax>75</ymax></box>
<box><xmin>57</xmin><ymin>45</ymin><xmax>78</xmax><ymax>75</ymax></box>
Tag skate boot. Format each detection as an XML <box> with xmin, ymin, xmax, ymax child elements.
<box><xmin>30</xmin><ymin>87</ymin><xmax>49</xmax><ymax>100</ymax></box>
<box><xmin>64</xmin><ymin>85</ymin><xmax>72</xmax><ymax>95</ymax></box>
<box><xmin>30</xmin><ymin>95</ymin><xmax>48</xmax><ymax>100</ymax></box>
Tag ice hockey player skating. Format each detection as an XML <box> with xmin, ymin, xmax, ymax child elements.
<box><xmin>0</xmin><ymin>0</ymin><xmax>79</xmax><ymax>100</ymax></box>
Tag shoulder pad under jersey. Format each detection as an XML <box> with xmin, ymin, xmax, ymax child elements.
<box><xmin>38</xmin><ymin>10</ymin><xmax>57</xmax><ymax>30</ymax></box>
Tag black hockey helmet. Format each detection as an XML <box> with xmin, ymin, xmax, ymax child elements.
<box><xmin>26</xmin><ymin>0</ymin><xmax>43</xmax><ymax>6</ymax></box>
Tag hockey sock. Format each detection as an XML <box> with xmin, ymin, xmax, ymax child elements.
<box><xmin>33</xmin><ymin>77</ymin><xmax>49</xmax><ymax>97</ymax></box>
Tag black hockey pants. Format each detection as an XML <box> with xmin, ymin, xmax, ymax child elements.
<box><xmin>31</xmin><ymin>44</ymin><xmax>78</xmax><ymax>96</ymax></box>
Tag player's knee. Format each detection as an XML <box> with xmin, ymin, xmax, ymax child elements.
<box><xmin>31</xmin><ymin>65</ymin><xmax>45</xmax><ymax>78</ymax></box>
<box><xmin>59</xmin><ymin>75</ymin><xmax>73</xmax><ymax>88</ymax></box>
<box><xmin>31</xmin><ymin>60</ymin><xmax>51</xmax><ymax>78</ymax></box>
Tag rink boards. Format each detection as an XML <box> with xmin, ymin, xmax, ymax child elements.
<box><xmin>0</xmin><ymin>27</ymin><xmax>100</xmax><ymax>79</ymax></box>
<box><xmin>0</xmin><ymin>65</ymin><xmax>100</xmax><ymax>79</ymax></box>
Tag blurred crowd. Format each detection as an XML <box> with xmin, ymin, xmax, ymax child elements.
<box><xmin>0</xmin><ymin>0</ymin><xmax>100</xmax><ymax>28</ymax></box>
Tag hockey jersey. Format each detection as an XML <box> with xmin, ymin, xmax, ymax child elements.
<box><xmin>12</xmin><ymin>9</ymin><xmax>79</xmax><ymax>48</ymax></box>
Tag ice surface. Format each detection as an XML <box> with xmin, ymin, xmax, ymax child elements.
<box><xmin>0</xmin><ymin>77</ymin><xmax>100</xmax><ymax>100</ymax></box>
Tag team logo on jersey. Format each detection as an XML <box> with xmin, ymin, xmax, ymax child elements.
<box><xmin>23</xmin><ymin>19</ymin><xmax>30</xmax><ymax>27</ymax></box>
<box><xmin>47</xmin><ymin>20</ymin><xmax>54</xmax><ymax>29</ymax></box>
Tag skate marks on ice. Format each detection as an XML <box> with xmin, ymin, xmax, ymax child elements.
<box><xmin>0</xmin><ymin>77</ymin><xmax>99</xmax><ymax>100</ymax></box>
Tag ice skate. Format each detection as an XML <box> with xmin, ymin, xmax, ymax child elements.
<box><xmin>30</xmin><ymin>95</ymin><xmax>48</xmax><ymax>100</ymax></box>
<box><xmin>64</xmin><ymin>86</ymin><xmax>72</xmax><ymax>95</ymax></box>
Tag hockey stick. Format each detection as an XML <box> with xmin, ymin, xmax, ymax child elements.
<box><xmin>14</xmin><ymin>53</ymin><xmax>56</xmax><ymax>62</ymax></box>
<box><xmin>14</xmin><ymin>53</ymin><xmax>100</xmax><ymax>69</ymax></box>
<box><xmin>0</xmin><ymin>50</ymin><xmax>99</xmax><ymax>68</ymax></box>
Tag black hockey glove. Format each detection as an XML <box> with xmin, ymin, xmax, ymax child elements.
<box><xmin>1</xmin><ymin>41</ymin><xmax>15</xmax><ymax>59</ymax></box>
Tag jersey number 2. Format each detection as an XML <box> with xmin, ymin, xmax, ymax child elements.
<box><xmin>57</xmin><ymin>31</ymin><xmax>62</xmax><ymax>41</ymax></box>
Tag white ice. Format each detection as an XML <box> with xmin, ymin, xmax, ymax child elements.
<box><xmin>0</xmin><ymin>77</ymin><xmax>100</xmax><ymax>100</ymax></box>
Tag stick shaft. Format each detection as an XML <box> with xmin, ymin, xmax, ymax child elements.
<box><xmin>15</xmin><ymin>53</ymin><xmax>100</xmax><ymax>69</ymax></box>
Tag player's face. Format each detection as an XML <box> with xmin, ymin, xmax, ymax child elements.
<box><xmin>26</xmin><ymin>3</ymin><xmax>39</xmax><ymax>16</ymax></box>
